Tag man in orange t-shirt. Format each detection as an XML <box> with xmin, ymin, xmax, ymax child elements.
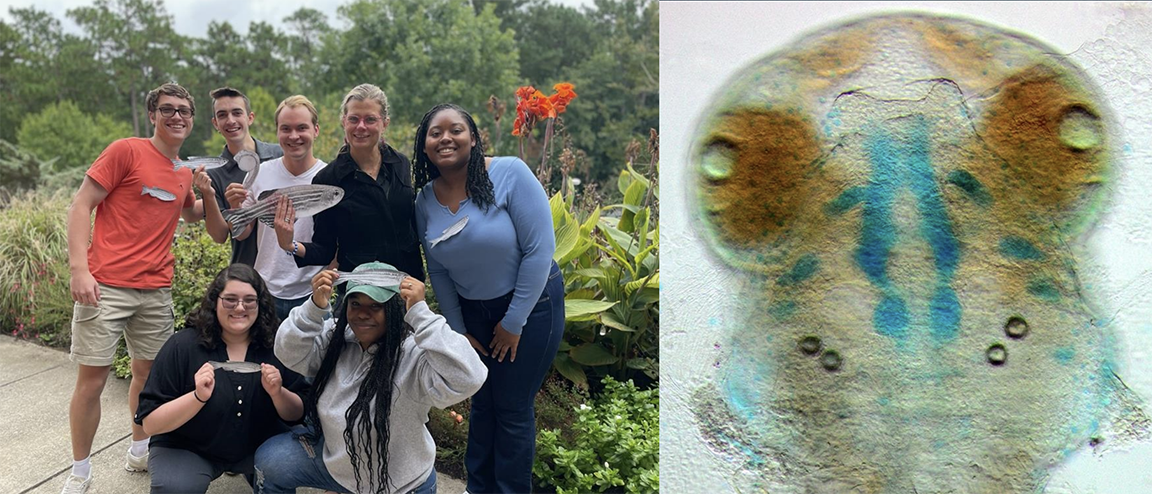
<box><xmin>61</xmin><ymin>83</ymin><xmax>208</xmax><ymax>494</ymax></box>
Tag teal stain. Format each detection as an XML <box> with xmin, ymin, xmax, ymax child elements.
<box><xmin>1054</xmin><ymin>347</ymin><xmax>1075</xmax><ymax>364</ymax></box>
<box><xmin>777</xmin><ymin>254</ymin><xmax>820</xmax><ymax>286</ymax></box>
<box><xmin>856</xmin><ymin>118</ymin><xmax>961</xmax><ymax>342</ymax></box>
<box><xmin>946</xmin><ymin>169</ymin><xmax>992</xmax><ymax>206</ymax></box>
<box><xmin>1000</xmin><ymin>236</ymin><xmax>1045</xmax><ymax>260</ymax></box>
<box><xmin>709</xmin><ymin>317</ymin><xmax>720</xmax><ymax>327</ymax></box>
<box><xmin>825</xmin><ymin>186</ymin><xmax>866</xmax><ymax>216</ymax></box>
<box><xmin>769</xmin><ymin>300</ymin><xmax>797</xmax><ymax>319</ymax></box>
<box><xmin>1027</xmin><ymin>278</ymin><xmax>1062</xmax><ymax>301</ymax></box>
<box><xmin>722</xmin><ymin>377</ymin><xmax>757</xmax><ymax>423</ymax></box>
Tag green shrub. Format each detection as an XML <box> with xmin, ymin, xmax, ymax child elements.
<box><xmin>429</xmin><ymin>374</ymin><xmax>588</xmax><ymax>480</ymax></box>
<box><xmin>533</xmin><ymin>376</ymin><xmax>659</xmax><ymax>494</ymax></box>
<box><xmin>0</xmin><ymin>188</ymin><xmax>74</xmax><ymax>346</ymax></box>
<box><xmin>551</xmin><ymin>163</ymin><xmax>659</xmax><ymax>390</ymax></box>
<box><xmin>17</xmin><ymin>100</ymin><xmax>131</xmax><ymax>177</ymax></box>
<box><xmin>170</xmin><ymin>221</ymin><xmax>231</xmax><ymax>329</ymax></box>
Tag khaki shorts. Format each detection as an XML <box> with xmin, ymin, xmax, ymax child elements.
<box><xmin>69</xmin><ymin>284</ymin><xmax>174</xmax><ymax>367</ymax></box>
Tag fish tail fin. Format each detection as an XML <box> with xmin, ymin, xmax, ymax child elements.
<box><xmin>222</xmin><ymin>209</ymin><xmax>248</xmax><ymax>239</ymax></box>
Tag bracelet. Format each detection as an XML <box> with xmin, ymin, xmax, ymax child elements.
<box><xmin>192</xmin><ymin>390</ymin><xmax>208</xmax><ymax>404</ymax></box>
<box><xmin>285</xmin><ymin>240</ymin><xmax>298</xmax><ymax>257</ymax></box>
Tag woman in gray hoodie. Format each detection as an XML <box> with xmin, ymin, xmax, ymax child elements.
<box><xmin>253</xmin><ymin>261</ymin><xmax>487</xmax><ymax>494</ymax></box>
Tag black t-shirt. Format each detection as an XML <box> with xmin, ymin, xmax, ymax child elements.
<box><xmin>206</xmin><ymin>138</ymin><xmax>284</xmax><ymax>266</ymax></box>
<box><xmin>135</xmin><ymin>327</ymin><xmax>305</xmax><ymax>464</ymax></box>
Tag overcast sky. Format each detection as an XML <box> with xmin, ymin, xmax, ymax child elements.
<box><xmin>0</xmin><ymin>0</ymin><xmax>595</xmax><ymax>38</ymax></box>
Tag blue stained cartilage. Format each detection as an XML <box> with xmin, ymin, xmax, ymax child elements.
<box><xmin>856</xmin><ymin>118</ymin><xmax>962</xmax><ymax>342</ymax></box>
<box><xmin>1000</xmin><ymin>236</ymin><xmax>1046</xmax><ymax>260</ymax></box>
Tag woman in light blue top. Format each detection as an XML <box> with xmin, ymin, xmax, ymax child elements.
<box><xmin>413</xmin><ymin>103</ymin><xmax>565</xmax><ymax>493</ymax></box>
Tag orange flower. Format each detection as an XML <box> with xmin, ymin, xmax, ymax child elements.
<box><xmin>516</xmin><ymin>85</ymin><xmax>537</xmax><ymax>101</ymax></box>
<box><xmin>548</xmin><ymin>82</ymin><xmax>577</xmax><ymax>115</ymax></box>
<box><xmin>525</xmin><ymin>90</ymin><xmax>556</xmax><ymax>119</ymax></box>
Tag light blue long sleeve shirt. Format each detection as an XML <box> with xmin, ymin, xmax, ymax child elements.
<box><xmin>415</xmin><ymin>156</ymin><xmax>556</xmax><ymax>335</ymax></box>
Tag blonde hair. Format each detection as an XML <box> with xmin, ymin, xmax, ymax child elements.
<box><xmin>341</xmin><ymin>83</ymin><xmax>390</xmax><ymax>119</ymax></box>
<box><xmin>274</xmin><ymin>95</ymin><xmax>319</xmax><ymax>127</ymax></box>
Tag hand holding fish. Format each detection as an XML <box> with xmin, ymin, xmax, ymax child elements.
<box><xmin>70</xmin><ymin>269</ymin><xmax>101</xmax><ymax>306</ymax></box>
<box><xmin>224</xmin><ymin>183</ymin><xmax>248</xmax><ymax>210</ymax></box>
<box><xmin>274</xmin><ymin>196</ymin><xmax>297</xmax><ymax>253</ymax></box>
<box><xmin>398</xmin><ymin>276</ymin><xmax>425</xmax><ymax>310</ymax></box>
<box><xmin>194</xmin><ymin>362</ymin><xmax>215</xmax><ymax>404</ymax></box>
<box><xmin>193</xmin><ymin>166</ymin><xmax>214</xmax><ymax>198</ymax></box>
<box><xmin>260</xmin><ymin>363</ymin><xmax>283</xmax><ymax>395</ymax></box>
<box><xmin>310</xmin><ymin>270</ymin><xmax>338</xmax><ymax>309</ymax></box>
<box><xmin>489</xmin><ymin>322</ymin><xmax>520</xmax><ymax>363</ymax></box>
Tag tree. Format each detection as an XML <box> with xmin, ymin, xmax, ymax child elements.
<box><xmin>282</xmin><ymin>8</ymin><xmax>333</xmax><ymax>95</ymax></box>
<box><xmin>17</xmin><ymin>100</ymin><xmax>132</xmax><ymax>174</ymax></box>
<box><xmin>322</xmin><ymin>0</ymin><xmax>520</xmax><ymax>128</ymax></box>
<box><xmin>495</xmin><ymin>0</ymin><xmax>599</xmax><ymax>86</ymax></box>
<box><xmin>68</xmin><ymin>0</ymin><xmax>185</xmax><ymax>137</ymax></box>
<box><xmin>561</xmin><ymin>0</ymin><xmax>658</xmax><ymax>186</ymax></box>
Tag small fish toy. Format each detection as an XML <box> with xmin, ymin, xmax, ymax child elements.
<box><xmin>429</xmin><ymin>215</ymin><xmax>468</xmax><ymax>248</ymax></box>
<box><xmin>172</xmin><ymin>156</ymin><xmax>230</xmax><ymax>171</ymax></box>
<box><xmin>208</xmin><ymin>360</ymin><xmax>262</xmax><ymax>373</ymax></box>
<box><xmin>221</xmin><ymin>184</ymin><xmax>345</xmax><ymax>238</ymax></box>
<box><xmin>333</xmin><ymin>268</ymin><xmax>409</xmax><ymax>287</ymax></box>
<box><xmin>141</xmin><ymin>185</ymin><xmax>176</xmax><ymax>202</ymax></box>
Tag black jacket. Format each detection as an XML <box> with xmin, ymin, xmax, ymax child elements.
<box><xmin>296</xmin><ymin>143</ymin><xmax>425</xmax><ymax>281</ymax></box>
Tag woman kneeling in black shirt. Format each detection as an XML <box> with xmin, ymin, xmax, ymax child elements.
<box><xmin>134</xmin><ymin>264</ymin><xmax>305</xmax><ymax>493</ymax></box>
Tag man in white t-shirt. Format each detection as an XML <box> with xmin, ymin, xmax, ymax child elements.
<box><xmin>206</xmin><ymin>95</ymin><xmax>327</xmax><ymax>321</ymax></box>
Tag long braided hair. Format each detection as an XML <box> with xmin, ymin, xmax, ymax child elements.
<box><xmin>301</xmin><ymin>295</ymin><xmax>412</xmax><ymax>494</ymax></box>
<box><xmin>413</xmin><ymin>103</ymin><xmax>495</xmax><ymax>211</ymax></box>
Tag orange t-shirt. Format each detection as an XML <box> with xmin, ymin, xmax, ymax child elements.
<box><xmin>86</xmin><ymin>138</ymin><xmax>195</xmax><ymax>289</ymax></box>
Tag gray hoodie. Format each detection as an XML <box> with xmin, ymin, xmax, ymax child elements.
<box><xmin>276</xmin><ymin>299</ymin><xmax>487</xmax><ymax>493</ymax></box>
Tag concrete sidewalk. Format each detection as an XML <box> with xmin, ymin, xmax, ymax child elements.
<box><xmin>0</xmin><ymin>336</ymin><xmax>465</xmax><ymax>494</ymax></box>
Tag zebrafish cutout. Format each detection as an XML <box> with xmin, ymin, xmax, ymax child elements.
<box><xmin>690</xmin><ymin>13</ymin><xmax>1144</xmax><ymax>493</ymax></box>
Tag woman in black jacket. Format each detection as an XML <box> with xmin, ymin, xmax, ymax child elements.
<box><xmin>278</xmin><ymin>83</ymin><xmax>425</xmax><ymax>282</ymax></box>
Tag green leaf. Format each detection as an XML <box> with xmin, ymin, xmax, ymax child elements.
<box><xmin>558</xmin><ymin>237</ymin><xmax>593</xmax><ymax>266</ymax></box>
<box><xmin>618</xmin><ymin>179</ymin><xmax>647</xmax><ymax>232</ymax></box>
<box><xmin>553</xmin><ymin>218</ymin><xmax>579</xmax><ymax>263</ymax></box>
<box><xmin>565</xmin><ymin>299</ymin><xmax>617</xmax><ymax>320</ymax></box>
<box><xmin>624</xmin><ymin>272</ymin><xmax>659</xmax><ymax>296</ymax></box>
<box><xmin>600</xmin><ymin>311</ymin><xmax>634</xmax><ymax>332</ymax></box>
<box><xmin>580</xmin><ymin>206</ymin><xmax>601</xmax><ymax>235</ymax></box>
<box><xmin>636</xmin><ymin>287</ymin><xmax>659</xmax><ymax>305</ymax></box>
<box><xmin>635</xmin><ymin>207</ymin><xmax>650</xmax><ymax>252</ymax></box>
<box><xmin>626</xmin><ymin>358</ymin><xmax>650</xmax><ymax>370</ymax></box>
<box><xmin>570</xmin><ymin>343</ymin><xmax>619</xmax><ymax>366</ymax></box>
<box><xmin>552</xmin><ymin>353</ymin><xmax>587</xmax><ymax>390</ymax></box>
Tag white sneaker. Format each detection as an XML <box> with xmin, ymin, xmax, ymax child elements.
<box><xmin>125</xmin><ymin>449</ymin><xmax>148</xmax><ymax>472</ymax></box>
<box><xmin>60</xmin><ymin>474</ymin><xmax>91</xmax><ymax>494</ymax></box>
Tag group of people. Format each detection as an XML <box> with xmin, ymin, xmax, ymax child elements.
<box><xmin>61</xmin><ymin>82</ymin><xmax>564</xmax><ymax>494</ymax></box>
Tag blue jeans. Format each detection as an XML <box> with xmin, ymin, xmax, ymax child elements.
<box><xmin>273</xmin><ymin>295</ymin><xmax>310</xmax><ymax>323</ymax></box>
<box><xmin>462</xmin><ymin>262</ymin><xmax>565</xmax><ymax>493</ymax></box>
<box><xmin>254</xmin><ymin>425</ymin><xmax>436</xmax><ymax>494</ymax></box>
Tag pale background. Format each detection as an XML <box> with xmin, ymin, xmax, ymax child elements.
<box><xmin>661</xmin><ymin>2</ymin><xmax>1152</xmax><ymax>492</ymax></box>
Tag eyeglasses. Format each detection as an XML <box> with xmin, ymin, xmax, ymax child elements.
<box><xmin>220</xmin><ymin>296</ymin><xmax>258</xmax><ymax>310</ymax></box>
<box><xmin>157</xmin><ymin>106</ymin><xmax>194</xmax><ymax>118</ymax></box>
<box><xmin>345</xmin><ymin>115</ymin><xmax>381</xmax><ymax>126</ymax></box>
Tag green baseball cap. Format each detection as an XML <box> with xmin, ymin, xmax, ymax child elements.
<box><xmin>345</xmin><ymin>261</ymin><xmax>400</xmax><ymax>303</ymax></box>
